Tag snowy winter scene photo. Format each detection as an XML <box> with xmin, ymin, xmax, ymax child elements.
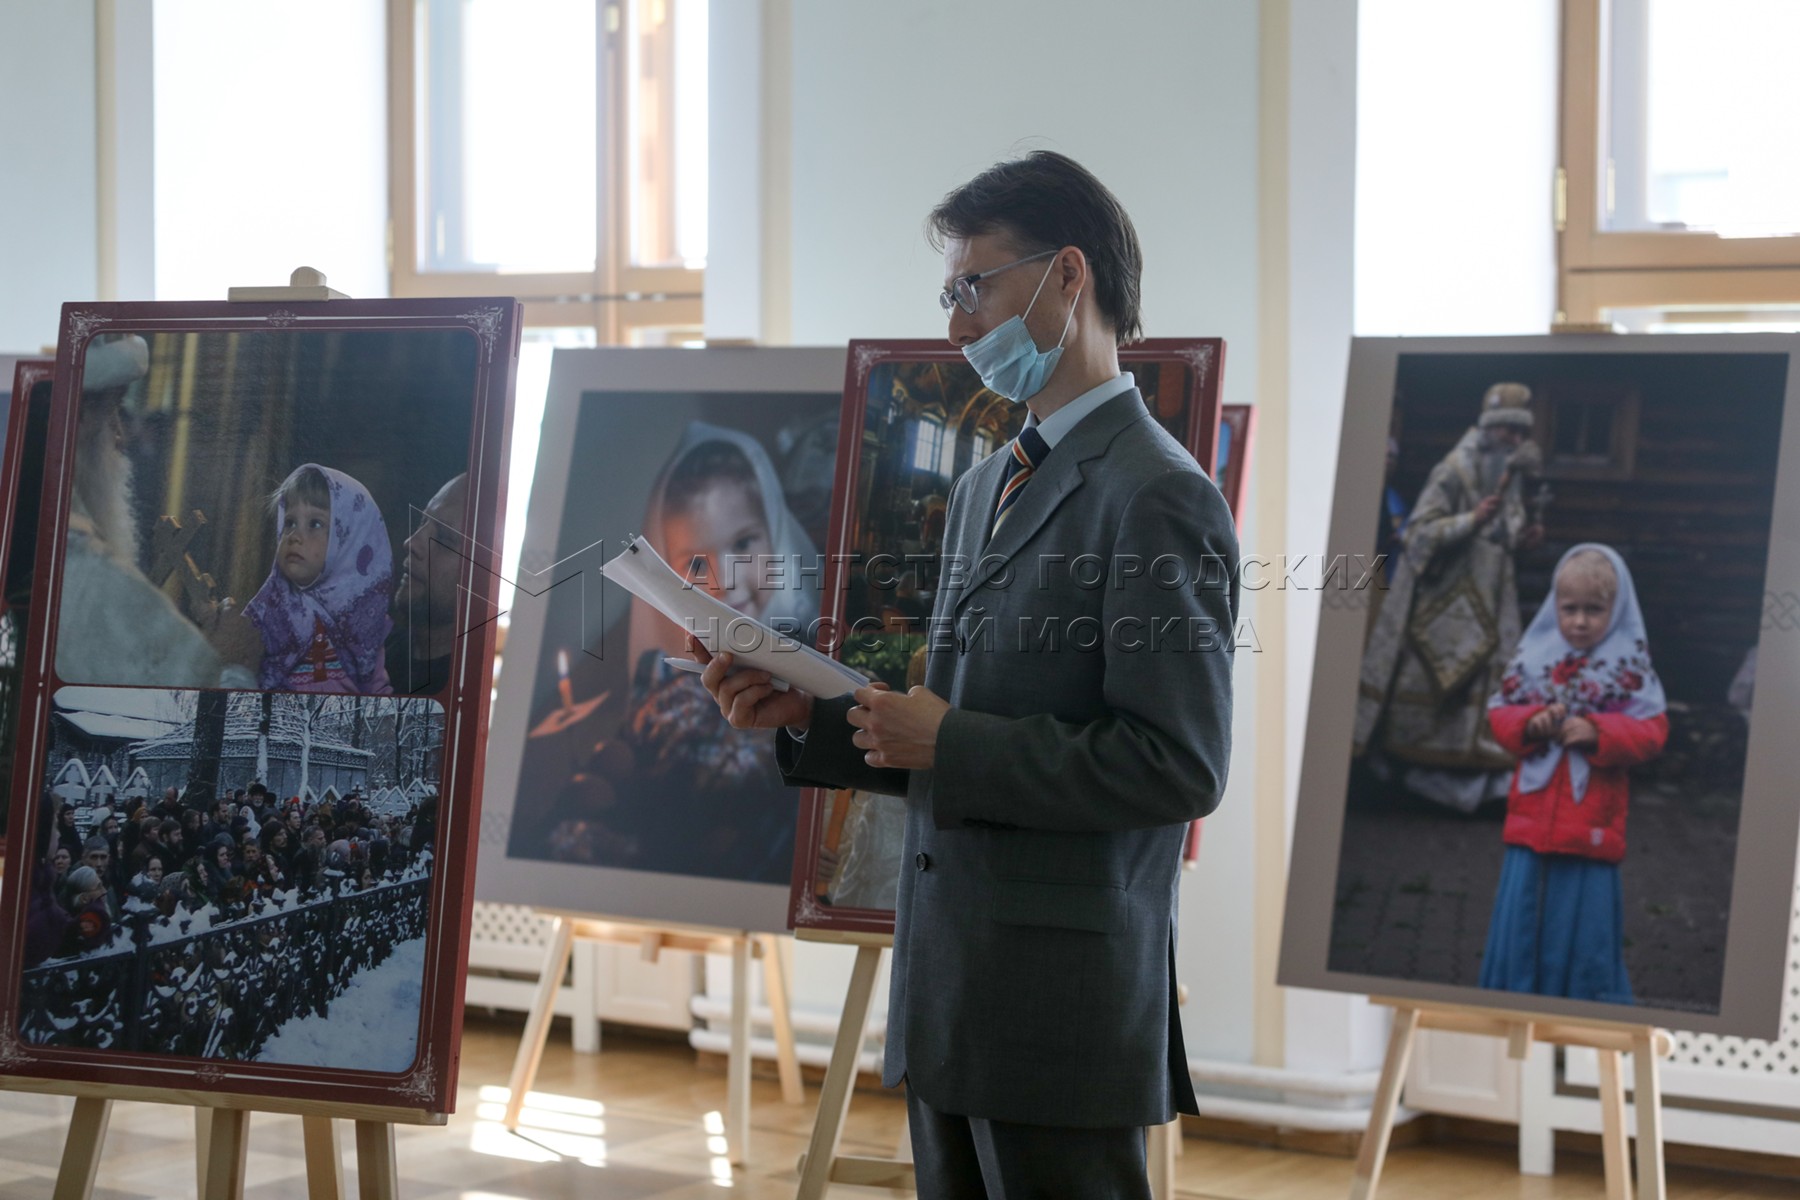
<box><xmin>18</xmin><ymin>686</ymin><xmax>445</xmax><ymax>1071</ymax></box>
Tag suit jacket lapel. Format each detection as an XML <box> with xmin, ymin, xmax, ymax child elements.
<box><xmin>935</xmin><ymin>450</ymin><xmax>1006</xmax><ymax>622</ymax></box>
<box><xmin>952</xmin><ymin>389</ymin><xmax>1150</xmax><ymax>614</ymax></box>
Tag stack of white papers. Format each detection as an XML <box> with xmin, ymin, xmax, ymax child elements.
<box><xmin>599</xmin><ymin>536</ymin><xmax>868</xmax><ymax>699</ymax></box>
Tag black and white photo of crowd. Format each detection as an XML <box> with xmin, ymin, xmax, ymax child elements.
<box><xmin>17</xmin><ymin>687</ymin><xmax>445</xmax><ymax>1070</ymax></box>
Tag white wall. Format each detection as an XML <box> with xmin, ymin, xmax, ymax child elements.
<box><xmin>1278</xmin><ymin>0</ymin><xmax>1392</xmax><ymax>1076</ymax></box>
<box><xmin>784</xmin><ymin>0</ymin><xmax>1262</xmax><ymax>370</ymax></box>
<box><xmin>719</xmin><ymin>0</ymin><xmax>1271</xmax><ymax>1065</ymax></box>
<box><xmin>97</xmin><ymin>0</ymin><xmax>156</xmax><ymax>302</ymax></box>
<box><xmin>0</xmin><ymin>0</ymin><xmax>99</xmax><ymax>352</ymax></box>
<box><xmin>1283</xmin><ymin>0</ymin><xmax>1357</xmax><ymax>806</ymax></box>
<box><xmin>703</xmin><ymin>0</ymin><xmax>764</xmax><ymax>342</ymax></box>
<box><xmin>1354</xmin><ymin>0</ymin><xmax>1559</xmax><ymax>335</ymax></box>
<box><xmin>151</xmin><ymin>0</ymin><xmax>388</xmax><ymax>301</ymax></box>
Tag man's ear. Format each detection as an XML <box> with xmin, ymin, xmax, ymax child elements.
<box><xmin>1057</xmin><ymin>246</ymin><xmax>1090</xmax><ymax>296</ymax></box>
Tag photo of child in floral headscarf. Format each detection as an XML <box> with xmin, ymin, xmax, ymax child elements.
<box><xmin>1327</xmin><ymin>349</ymin><xmax>1786</xmax><ymax>1017</ymax></box>
<box><xmin>53</xmin><ymin>328</ymin><xmax>474</xmax><ymax>699</ymax></box>
<box><xmin>1480</xmin><ymin>544</ymin><xmax>1667</xmax><ymax>1002</ymax></box>
<box><xmin>504</xmin><ymin>392</ymin><xmax>841</xmax><ymax>888</ymax></box>
<box><xmin>243</xmin><ymin>464</ymin><xmax>394</xmax><ymax>694</ymax></box>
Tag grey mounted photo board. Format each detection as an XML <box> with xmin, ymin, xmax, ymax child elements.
<box><xmin>1280</xmin><ymin>334</ymin><xmax>1800</xmax><ymax>1039</ymax></box>
<box><xmin>477</xmin><ymin>346</ymin><xmax>846</xmax><ymax>933</ymax></box>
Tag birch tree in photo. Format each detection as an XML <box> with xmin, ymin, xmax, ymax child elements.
<box><xmin>187</xmin><ymin>690</ymin><xmax>229</xmax><ymax>805</ymax></box>
<box><xmin>392</xmin><ymin>699</ymin><xmax>410</xmax><ymax>786</ymax></box>
<box><xmin>257</xmin><ymin>691</ymin><xmax>272</xmax><ymax>785</ymax></box>
<box><xmin>294</xmin><ymin>695</ymin><xmax>328</xmax><ymax>803</ymax></box>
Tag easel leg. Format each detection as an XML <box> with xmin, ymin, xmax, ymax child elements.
<box><xmin>726</xmin><ymin>935</ymin><xmax>753</xmax><ymax>1166</ymax></box>
<box><xmin>194</xmin><ymin>1106</ymin><xmax>212</xmax><ymax>1196</ymax></box>
<box><xmin>52</xmin><ymin>1096</ymin><xmax>112</xmax><ymax>1200</ymax></box>
<box><xmin>1350</xmin><ymin>1004</ymin><xmax>1421</xmax><ymax>1200</ymax></box>
<box><xmin>504</xmin><ymin>914</ymin><xmax>576</xmax><ymax>1130</ymax></box>
<box><xmin>353</xmin><ymin>1120</ymin><xmax>398</xmax><ymax>1200</ymax></box>
<box><xmin>303</xmin><ymin>1116</ymin><xmax>346</xmax><ymax>1200</ymax></box>
<box><xmin>1631</xmin><ymin>1033</ymin><xmax>1666</xmax><ymax>1200</ymax></box>
<box><xmin>571</xmin><ymin>938</ymin><xmax>601</xmax><ymax>1054</ymax></box>
<box><xmin>1147</xmin><ymin>1120</ymin><xmax>1177</xmax><ymax>1200</ymax></box>
<box><xmin>1596</xmin><ymin>1049</ymin><xmax>1634</xmax><ymax>1200</ymax></box>
<box><xmin>202</xmin><ymin>1109</ymin><xmax>250</xmax><ymax>1200</ymax></box>
<box><xmin>796</xmin><ymin>944</ymin><xmax>882</xmax><ymax>1200</ymax></box>
<box><xmin>759</xmin><ymin>933</ymin><xmax>805</xmax><ymax>1105</ymax></box>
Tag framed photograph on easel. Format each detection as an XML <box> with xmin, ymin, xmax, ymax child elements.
<box><xmin>1215</xmin><ymin>403</ymin><xmax>1255</xmax><ymax>524</ymax></box>
<box><xmin>1280</xmin><ymin>335</ymin><xmax>1800</xmax><ymax>1039</ymax></box>
<box><xmin>475</xmin><ymin>346</ymin><xmax>846</xmax><ymax>936</ymax></box>
<box><xmin>788</xmin><ymin>337</ymin><xmax>1226</xmax><ymax>934</ymax></box>
<box><xmin>0</xmin><ymin>298</ymin><xmax>518</xmax><ymax>1111</ymax></box>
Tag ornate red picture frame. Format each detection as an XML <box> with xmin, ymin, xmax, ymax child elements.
<box><xmin>0</xmin><ymin>359</ymin><xmax>57</xmax><ymax>863</ymax></box>
<box><xmin>1215</xmin><ymin>403</ymin><xmax>1255</xmax><ymax>525</ymax></box>
<box><xmin>0</xmin><ymin>298</ymin><xmax>518</xmax><ymax>1113</ymax></box>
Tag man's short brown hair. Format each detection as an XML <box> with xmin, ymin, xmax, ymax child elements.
<box><xmin>927</xmin><ymin>151</ymin><xmax>1145</xmax><ymax>344</ymax></box>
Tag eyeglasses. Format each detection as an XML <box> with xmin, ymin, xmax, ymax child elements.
<box><xmin>938</xmin><ymin>249</ymin><xmax>1058</xmax><ymax>316</ymax></box>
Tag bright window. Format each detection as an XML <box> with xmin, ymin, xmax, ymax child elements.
<box><xmin>937</xmin><ymin>424</ymin><xmax>957</xmax><ymax>478</ymax></box>
<box><xmin>391</xmin><ymin>0</ymin><xmax>706</xmax><ymax>341</ymax></box>
<box><xmin>1559</xmin><ymin>0</ymin><xmax>1800</xmax><ymax>320</ymax></box>
<box><xmin>153</xmin><ymin>1</ymin><xmax>387</xmax><ymax>301</ymax></box>
<box><xmin>1604</xmin><ymin>0</ymin><xmax>1800</xmax><ymax>236</ymax></box>
<box><xmin>912</xmin><ymin>416</ymin><xmax>945</xmax><ymax>475</ymax></box>
<box><xmin>626</xmin><ymin>0</ymin><xmax>708</xmax><ymax>269</ymax></box>
<box><xmin>1603</xmin><ymin>305</ymin><xmax>1800</xmax><ymax>333</ymax></box>
<box><xmin>417</xmin><ymin>0</ymin><xmax>598</xmax><ymax>274</ymax></box>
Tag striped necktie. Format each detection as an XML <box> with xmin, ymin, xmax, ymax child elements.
<box><xmin>991</xmin><ymin>424</ymin><xmax>1051</xmax><ymax>538</ymax></box>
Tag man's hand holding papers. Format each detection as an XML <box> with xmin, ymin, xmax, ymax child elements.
<box><xmin>686</xmin><ymin>635</ymin><xmax>817</xmax><ymax>731</ymax></box>
<box><xmin>599</xmin><ymin>536</ymin><xmax>871</xmax><ymax>734</ymax></box>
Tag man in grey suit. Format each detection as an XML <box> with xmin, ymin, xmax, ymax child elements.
<box><xmin>696</xmin><ymin>151</ymin><xmax>1238</xmax><ymax>1197</ymax></box>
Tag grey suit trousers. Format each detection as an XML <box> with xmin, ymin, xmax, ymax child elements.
<box><xmin>907</xmin><ymin>1085</ymin><xmax>1151</xmax><ymax>1200</ymax></box>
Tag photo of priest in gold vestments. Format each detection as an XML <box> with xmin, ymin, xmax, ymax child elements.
<box><xmin>1353</xmin><ymin>383</ymin><xmax>1545</xmax><ymax>813</ymax></box>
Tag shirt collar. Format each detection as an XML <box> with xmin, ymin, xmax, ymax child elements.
<box><xmin>1029</xmin><ymin>372</ymin><xmax>1134</xmax><ymax>449</ymax></box>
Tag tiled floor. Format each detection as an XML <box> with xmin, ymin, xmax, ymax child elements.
<box><xmin>0</xmin><ymin>1015</ymin><xmax>1793</xmax><ymax>1198</ymax></box>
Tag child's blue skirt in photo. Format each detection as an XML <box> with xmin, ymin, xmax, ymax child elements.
<box><xmin>1479</xmin><ymin>845</ymin><xmax>1634</xmax><ymax>1004</ymax></box>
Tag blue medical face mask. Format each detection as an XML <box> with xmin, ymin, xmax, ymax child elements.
<box><xmin>962</xmin><ymin>259</ymin><xmax>1081</xmax><ymax>404</ymax></box>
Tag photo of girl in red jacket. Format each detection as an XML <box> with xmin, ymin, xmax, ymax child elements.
<box><xmin>1479</xmin><ymin>543</ymin><xmax>1668</xmax><ymax>1003</ymax></box>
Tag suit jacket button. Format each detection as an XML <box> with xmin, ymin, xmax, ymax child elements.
<box><xmin>915</xmin><ymin>852</ymin><xmax>930</xmax><ymax>871</ymax></box>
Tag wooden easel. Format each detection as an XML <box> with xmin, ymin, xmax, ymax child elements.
<box><xmin>0</xmin><ymin>1074</ymin><xmax>438</xmax><ymax>1199</ymax></box>
<box><xmin>793</xmin><ymin>929</ymin><xmax>910</xmax><ymax>1198</ymax></box>
<box><xmin>501</xmin><ymin>909</ymin><xmax>803</xmax><ymax>1166</ymax></box>
<box><xmin>1352</xmin><ymin>997</ymin><xmax>1671</xmax><ymax>1200</ymax></box>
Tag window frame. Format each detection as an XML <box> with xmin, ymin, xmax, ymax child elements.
<box><xmin>911</xmin><ymin>413</ymin><xmax>946</xmax><ymax>476</ymax></box>
<box><xmin>1558</xmin><ymin>0</ymin><xmax>1800</xmax><ymax>323</ymax></box>
<box><xmin>385</xmin><ymin>0</ymin><xmax>703</xmax><ymax>341</ymax></box>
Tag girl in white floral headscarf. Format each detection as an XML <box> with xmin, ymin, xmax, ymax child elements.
<box><xmin>1479</xmin><ymin>544</ymin><xmax>1668</xmax><ymax>1003</ymax></box>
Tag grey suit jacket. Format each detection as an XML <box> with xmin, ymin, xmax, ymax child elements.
<box><xmin>777</xmin><ymin>388</ymin><xmax>1238</xmax><ymax>1128</ymax></box>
